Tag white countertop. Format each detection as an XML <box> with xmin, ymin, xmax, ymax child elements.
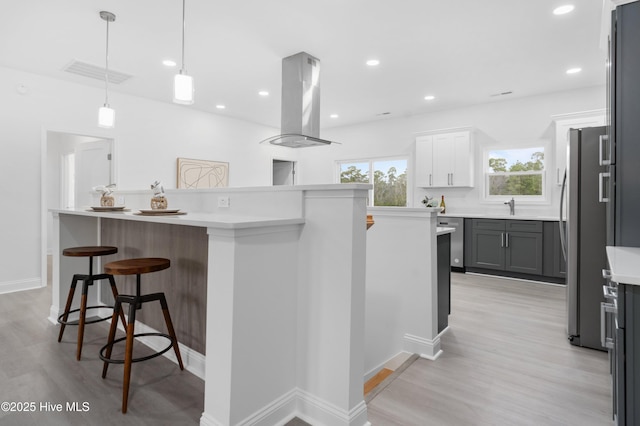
<box><xmin>438</xmin><ymin>213</ymin><xmax>559</xmax><ymax>221</ymax></box>
<box><xmin>437</xmin><ymin>227</ymin><xmax>455</xmax><ymax>236</ymax></box>
<box><xmin>50</xmin><ymin>208</ymin><xmax>305</xmax><ymax>230</ymax></box>
<box><xmin>606</xmin><ymin>246</ymin><xmax>640</xmax><ymax>285</ymax></box>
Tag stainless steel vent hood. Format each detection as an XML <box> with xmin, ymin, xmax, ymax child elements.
<box><xmin>260</xmin><ymin>52</ymin><xmax>339</xmax><ymax>148</ymax></box>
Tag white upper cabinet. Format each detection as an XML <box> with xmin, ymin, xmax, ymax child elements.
<box><xmin>552</xmin><ymin>110</ymin><xmax>606</xmax><ymax>186</ymax></box>
<box><xmin>415</xmin><ymin>128</ymin><xmax>474</xmax><ymax>188</ymax></box>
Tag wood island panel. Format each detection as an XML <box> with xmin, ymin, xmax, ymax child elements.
<box><xmin>100</xmin><ymin>218</ymin><xmax>208</xmax><ymax>354</ymax></box>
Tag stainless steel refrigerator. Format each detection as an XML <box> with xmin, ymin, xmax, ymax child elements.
<box><xmin>559</xmin><ymin>126</ymin><xmax>608</xmax><ymax>350</ymax></box>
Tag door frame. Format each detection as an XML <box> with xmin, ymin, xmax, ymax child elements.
<box><xmin>271</xmin><ymin>157</ymin><xmax>297</xmax><ymax>186</ymax></box>
<box><xmin>40</xmin><ymin>127</ymin><xmax>116</xmax><ymax>293</ymax></box>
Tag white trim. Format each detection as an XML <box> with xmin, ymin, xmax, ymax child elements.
<box><xmin>550</xmin><ymin>108</ymin><xmax>606</xmax><ymax>122</ymax></box>
<box><xmin>0</xmin><ymin>277</ymin><xmax>43</xmax><ymax>295</ymax></box>
<box><xmin>237</xmin><ymin>388</ymin><xmax>298</xmax><ymax>426</ymax></box>
<box><xmin>413</xmin><ymin>125</ymin><xmax>474</xmax><ymax>137</ymax></box>
<box><xmin>128</xmin><ymin>319</ymin><xmax>205</xmax><ymax>379</ymax></box>
<box><xmin>295</xmin><ymin>389</ymin><xmax>370</xmax><ymax>426</ymax></box>
<box><xmin>403</xmin><ymin>333</ymin><xmax>442</xmax><ymax>360</ymax></box>
<box><xmin>200</xmin><ymin>388</ymin><xmax>370</xmax><ymax>426</ymax></box>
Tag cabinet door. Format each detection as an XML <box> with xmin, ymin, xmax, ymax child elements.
<box><xmin>470</xmin><ymin>229</ymin><xmax>505</xmax><ymax>270</ymax></box>
<box><xmin>415</xmin><ymin>136</ymin><xmax>434</xmax><ymax>187</ymax></box>
<box><xmin>432</xmin><ymin>134</ymin><xmax>453</xmax><ymax>187</ymax></box>
<box><xmin>543</xmin><ymin>221</ymin><xmax>567</xmax><ymax>279</ymax></box>
<box><xmin>451</xmin><ymin>132</ymin><xmax>473</xmax><ymax>187</ymax></box>
<box><xmin>553</xmin><ymin>113</ymin><xmax>605</xmax><ymax>186</ymax></box>
<box><xmin>437</xmin><ymin>233</ymin><xmax>451</xmax><ymax>333</ymax></box>
<box><xmin>505</xmin><ymin>231</ymin><xmax>543</xmax><ymax>275</ymax></box>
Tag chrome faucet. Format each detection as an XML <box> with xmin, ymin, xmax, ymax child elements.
<box><xmin>504</xmin><ymin>197</ymin><xmax>515</xmax><ymax>215</ymax></box>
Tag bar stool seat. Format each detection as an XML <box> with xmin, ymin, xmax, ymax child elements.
<box><xmin>99</xmin><ymin>257</ymin><xmax>184</xmax><ymax>414</ymax></box>
<box><xmin>57</xmin><ymin>246</ymin><xmax>126</xmax><ymax>360</ymax></box>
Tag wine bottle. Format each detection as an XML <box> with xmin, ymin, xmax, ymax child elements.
<box><xmin>439</xmin><ymin>195</ymin><xmax>446</xmax><ymax>214</ymax></box>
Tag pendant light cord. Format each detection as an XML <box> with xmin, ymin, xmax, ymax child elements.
<box><xmin>104</xmin><ymin>16</ymin><xmax>110</xmax><ymax>105</ymax></box>
<box><xmin>181</xmin><ymin>0</ymin><xmax>186</xmax><ymax>74</ymax></box>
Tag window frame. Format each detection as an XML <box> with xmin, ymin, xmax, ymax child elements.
<box><xmin>336</xmin><ymin>155</ymin><xmax>410</xmax><ymax>207</ymax></box>
<box><xmin>482</xmin><ymin>144</ymin><xmax>549</xmax><ymax>204</ymax></box>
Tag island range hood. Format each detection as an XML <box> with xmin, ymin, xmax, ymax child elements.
<box><xmin>260</xmin><ymin>52</ymin><xmax>339</xmax><ymax>148</ymax></box>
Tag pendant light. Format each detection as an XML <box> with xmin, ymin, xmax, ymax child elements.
<box><xmin>98</xmin><ymin>11</ymin><xmax>116</xmax><ymax>128</ymax></box>
<box><xmin>173</xmin><ymin>0</ymin><xmax>194</xmax><ymax>104</ymax></box>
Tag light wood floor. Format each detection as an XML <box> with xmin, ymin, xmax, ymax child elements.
<box><xmin>0</xmin><ymin>270</ymin><xmax>611</xmax><ymax>425</ymax></box>
<box><xmin>0</xmin><ymin>280</ymin><xmax>204</xmax><ymax>425</ymax></box>
<box><xmin>367</xmin><ymin>273</ymin><xmax>612</xmax><ymax>426</ymax></box>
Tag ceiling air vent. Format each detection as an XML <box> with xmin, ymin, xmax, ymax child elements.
<box><xmin>63</xmin><ymin>59</ymin><xmax>132</xmax><ymax>84</ymax></box>
<box><xmin>490</xmin><ymin>91</ymin><xmax>513</xmax><ymax>98</ymax></box>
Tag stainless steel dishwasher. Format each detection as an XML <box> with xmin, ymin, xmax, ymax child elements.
<box><xmin>437</xmin><ymin>216</ymin><xmax>464</xmax><ymax>272</ymax></box>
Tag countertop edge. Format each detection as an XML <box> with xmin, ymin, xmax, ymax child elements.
<box><xmin>606</xmin><ymin>246</ymin><xmax>640</xmax><ymax>286</ymax></box>
<box><xmin>50</xmin><ymin>208</ymin><xmax>305</xmax><ymax>230</ymax></box>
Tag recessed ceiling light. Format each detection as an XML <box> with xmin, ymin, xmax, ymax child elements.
<box><xmin>553</xmin><ymin>5</ymin><xmax>575</xmax><ymax>15</ymax></box>
<box><xmin>258</xmin><ymin>90</ymin><xmax>269</xmax><ymax>96</ymax></box>
<box><xmin>366</xmin><ymin>59</ymin><xmax>380</xmax><ymax>67</ymax></box>
<box><xmin>162</xmin><ymin>59</ymin><xmax>177</xmax><ymax>67</ymax></box>
<box><xmin>566</xmin><ymin>67</ymin><xmax>582</xmax><ymax>74</ymax></box>
<box><xmin>330</xmin><ymin>114</ymin><xmax>339</xmax><ymax>119</ymax></box>
<box><xmin>216</xmin><ymin>104</ymin><xmax>226</xmax><ymax>109</ymax></box>
<box><xmin>424</xmin><ymin>95</ymin><xmax>435</xmax><ymax>101</ymax></box>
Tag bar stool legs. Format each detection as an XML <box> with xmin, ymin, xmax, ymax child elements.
<box><xmin>57</xmin><ymin>246</ymin><xmax>126</xmax><ymax>361</ymax></box>
<box><xmin>100</xmin><ymin>269</ymin><xmax>184</xmax><ymax>413</ymax></box>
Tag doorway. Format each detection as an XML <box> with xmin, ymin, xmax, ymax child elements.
<box><xmin>43</xmin><ymin>131</ymin><xmax>113</xmax><ymax>256</ymax></box>
<box><xmin>272</xmin><ymin>159</ymin><xmax>296</xmax><ymax>186</ymax></box>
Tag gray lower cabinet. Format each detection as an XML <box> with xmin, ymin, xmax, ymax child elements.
<box><xmin>610</xmin><ymin>282</ymin><xmax>640</xmax><ymax>425</ymax></box>
<box><xmin>542</xmin><ymin>222</ymin><xmax>567</xmax><ymax>279</ymax></box>
<box><xmin>437</xmin><ymin>233</ymin><xmax>451</xmax><ymax>333</ymax></box>
<box><xmin>468</xmin><ymin>219</ymin><xmax>543</xmax><ymax>276</ymax></box>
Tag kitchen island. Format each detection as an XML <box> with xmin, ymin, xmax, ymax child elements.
<box><xmin>50</xmin><ymin>184</ymin><xmax>371</xmax><ymax>426</ymax></box>
<box><xmin>364</xmin><ymin>207</ymin><xmax>445</xmax><ymax>380</ymax></box>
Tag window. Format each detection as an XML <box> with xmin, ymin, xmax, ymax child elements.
<box><xmin>485</xmin><ymin>147</ymin><xmax>545</xmax><ymax>201</ymax></box>
<box><xmin>338</xmin><ymin>157</ymin><xmax>408</xmax><ymax>206</ymax></box>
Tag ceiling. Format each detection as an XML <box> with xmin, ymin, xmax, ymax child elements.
<box><xmin>1</xmin><ymin>0</ymin><xmax>607</xmax><ymax>129</ymax></box>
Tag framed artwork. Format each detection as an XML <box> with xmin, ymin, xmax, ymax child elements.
<box><xmin>177</xmin><ymin>157</ymin><xmax>229</xmax><ymax>189</ymax></box>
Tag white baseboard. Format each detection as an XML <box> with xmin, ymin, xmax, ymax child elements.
<box><xmin>237</xmin><ymin>388</ymin><xmax>298</xmax><ymax>426</ymax></box>
<box><xmin>200</xmin><ymin>388</ymin><xmax>371</xmax><ymax>426</ymax></box>
<box><xmin>403</xmin><ymin>333</ymin><xmax>442</xmax><ymax>360</ymax></box>
<box><xmin>294</xmin><ymin>389</ymin><xmax>370</xmax><ymax>426</ymax></box>
<box><xmin>0</xmin><ymin>277</ymin><xmax>43</xmax><ymax>295</ymax></box>
<box><xmin>113</xmin><ymin>316</ymin><xmax>206</xmax><ymax>380</ymax></box>
<box><xmin>363</xmin><ymin>350</ymin><xmax>413</xmax><ymax>382</ymax></box>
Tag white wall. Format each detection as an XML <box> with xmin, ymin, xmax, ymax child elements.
<box><xmin>0</xmin><ymin>62</ymin><xmax>606</xmax><ymax>293</ymax></box>
<box><xmin>296</xmin><ymin>85</ymin><xmax>606</xmax><ymax>218</ymax></box>
<box><xmin>0</xmin><ymin>65</ymin><xmax>288</xmax><ymax>292</ymax></box>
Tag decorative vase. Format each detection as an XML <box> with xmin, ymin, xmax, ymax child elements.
<box><xmin>100</xmin><ymin>195</ymin><xmax>115</xmax><ymax>207</ymax></box>
<box><xmin>150</xmin><ymin>196</ymin><xmax>168</xmax><ymax>210</ymax></box>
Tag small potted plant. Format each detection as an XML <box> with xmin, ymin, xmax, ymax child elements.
<box><xmin>421</xmin><ymin>195</ymin><xmax>439</xmax><ymax>207</ymax></box>
<box><xmin>150</xmin><ymin>180</ymin><xmax>168</xmax><ymax>210</ymax></box>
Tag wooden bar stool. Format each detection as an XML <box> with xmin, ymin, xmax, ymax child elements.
<box><xmin>58</xmin><ymin>246</ymin><xmax>127</xmax><ymax>360</ymax></box>
<box><xmin>99</xmin><ymin>257</ymin><xmax>184</xmax><ymax>414</ymax></box>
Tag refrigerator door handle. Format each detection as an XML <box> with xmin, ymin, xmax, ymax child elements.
<box><xmin>599</xmin><ymin>135</ymin><xmax>612</xmax><ymax>166</ymax></box>
<box><xmin>559</xmin><ymin>170</ymin><xmax>568</xmax><ymax>261</ymax></box>
<box><xmin>599</xmin><ymin>172</ymin><xmax>611</xmax><ymax>203</ymax></box>
<box><xmin>601</xmin><ymin>302</ymin><xmax>616</xmax><ymax>349</ymax></box>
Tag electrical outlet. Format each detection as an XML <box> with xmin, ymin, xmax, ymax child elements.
<box><xmin>218</xmin><ymin>196</ymin><xmax>230</xmax><ymax>208</ymax></box>
<box><xmin>117</xmin><ymin>196</ymin><xmax>125</xmax><ymax>205</ymax></box>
